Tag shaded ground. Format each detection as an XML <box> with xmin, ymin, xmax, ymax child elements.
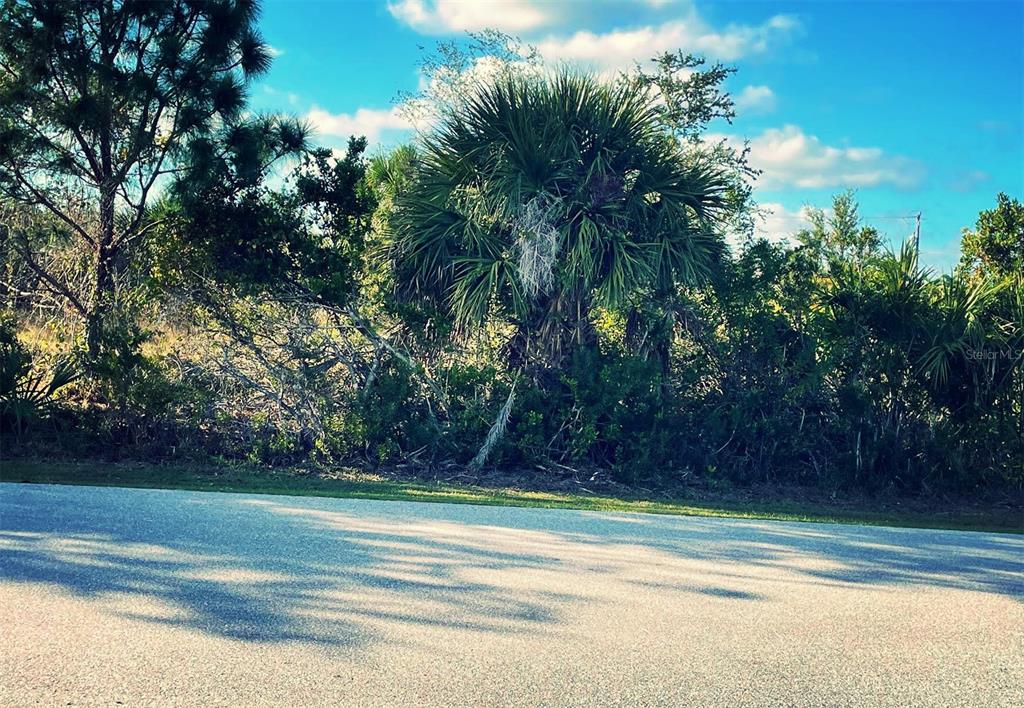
<box><xmin>1</xmin><ymin>482</ymin><xmax>1022</xmax><ymax>706</ymax></box>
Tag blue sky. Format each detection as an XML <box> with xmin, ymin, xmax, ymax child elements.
<box><xmin>249</xmin><ymin>0</ymin><xmax>1023</xmax><ymax>269</ymax></box>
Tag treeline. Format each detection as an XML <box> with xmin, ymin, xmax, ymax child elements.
<box><xmin>1</xmin><ymin>2</ymin><xmax>1021</xmax><ymax>498</ymax></box>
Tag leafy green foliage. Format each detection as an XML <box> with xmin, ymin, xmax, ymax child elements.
<box><xmin>0</xmin><ymin>0</ymin><xmax>301</xmax><ymax>356</ymax></box>
<box><xmin>961</xmin><ymin>193</ymin><xmax>1024</xmax><ymax>279</ymax></box>
<box><xmin>683</xmin><ymin>214</ymin><xmax>1022</xmax><ymax>492</ymax></box>
<box><xmin>0</xmin><ymin>14</ymin><xmax>1018</xmax><ymax>503</ymax></box>
<box><xmin>155</xmin><ymin>138</ymin><xmax>373</xmax><ymax>306</ymax></box>
<box><xmin>0</xmin><ymin>313</ymin><xmax>76</xmax><ymax>434</ymax></box>
<box><xmin>798</xmin><ymin>190</ymin><xmax>883</xmax><ymax>268</ymax></box>
<box><xmin>390</xmin><ymin>71</ymin><xmax>730</xmax><ymax>370</ymax></box>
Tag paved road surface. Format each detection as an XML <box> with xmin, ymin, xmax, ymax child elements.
<box><xmin>1</xmin><ymin>482</ymin><xmax>1021</xmax><ymax>706</ymax></box>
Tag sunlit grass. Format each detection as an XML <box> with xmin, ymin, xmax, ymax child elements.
<box><xmin>2</xmin><ymin>459</ymin><xmax>1020</xmax><ymax>534</ymax></box>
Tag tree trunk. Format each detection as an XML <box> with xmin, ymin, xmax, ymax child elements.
<box><xmin>88</xmin><ymin>1</ymin><xmax>116</xmax><ymax>360</ymax></box>
<box><xmin>85</xmin><ymin>183</ymin><xmax>116</xmax><ymax>358</ymax></box>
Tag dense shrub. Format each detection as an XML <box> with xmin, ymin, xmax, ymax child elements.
<box><xmin>1</xmin><ymin>14</ymin><xmax>1018</xmax><ymax>501</ymax></box>
<box><xmin>0</xmin><ymin>313</ymin><xmax>76</xmax><ymax>439</ymax></box>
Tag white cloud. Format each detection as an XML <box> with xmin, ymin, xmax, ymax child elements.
<box><xmin>305</xmin><ymin>106</ymin><xmax>414</xmax><ymax>143</ymax></box>
<box><xmin>714</xmin><ymin>125</ymin><xmax>924</xmax><ymax>190</ymax></box>
<box><xmin>723</xmin><ymin>202</ymin><xmax>813</xmax><ymax>251</ymax></box>
<box><xmin>388</xmin><ymin>1</ymin><xmax>800</xmax><ymax>79</ymax></box>
<box><xmin>388</xmin><ymin>0</ymin><xmax>552</xmax><ymax>34</ymax></box>
<box><xmin>266</xmin><ymin>45</ymin><xmax>284</xmax><ymax>58</ymax></box>
<box><xmin>752</xmin><ymin>202</ymin><xmax>815</xmax><ymax>245</ymax></box>
<box><xmin>535</xmin><ymin>13</ymin><xmax>800</xmax><ymax>71</ymax></box>
<box><xmin>406</xmin><ymin>53</ymin><xmax>543</xmax><ymax>125</ymax></box>
<box><xmin>262</xmin><ymin>85</ymin><xmax>300</xmax><ymax>107</ymax></box>
<box><xmin>734</xmin><ymin>85</ymin><xmax>776</xmax><ymax>114</ymax></box>
<box><xmin>948</xmin><ymin>169</ymin><xmax>990</xmax><ymax>193</ymax></box>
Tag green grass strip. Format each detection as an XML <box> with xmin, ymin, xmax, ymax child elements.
<box><xmin>2</xmin><ymin>459</ymin><xmax>1020</xmax><ymax>534</ymax></box>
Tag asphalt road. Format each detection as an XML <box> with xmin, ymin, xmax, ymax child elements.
<box><xmin>1</xmin><ymin>482</ymin><xmax>1021</xmax><ymax>707</ymax></box>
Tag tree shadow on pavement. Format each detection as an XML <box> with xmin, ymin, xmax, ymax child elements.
<box><xmin>0</xmin><ymin>484</ymin><xmax>1020</xmax><ymax>649</ymax></box>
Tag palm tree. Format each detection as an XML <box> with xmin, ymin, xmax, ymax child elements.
<box><xmin>389</xmin><ymin>71</ymin><xmax>730</xmax><ymax>373</ymax></box>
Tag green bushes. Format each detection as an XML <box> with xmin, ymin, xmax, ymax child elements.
<box><xmin>5</xmin><ymin>187</ymin><xmax>1020</xmax><ymax>500</ymax></box>
<box><xmin>4</xmin><ymin>263</ymin><xmax>1019</xmax><ymax>496</ymax></box>
<box><xmin>0</xmin><ymin>314</ymin><xmax>76</xmax><ymax>437</ymax></box>
<box><xmin>0</xmin><ymin>19</ymin><xmax>1018</xmax><ymax>503</ymax></box>
<box><xmin>504</xmin><ymin>350</ymin><xmax>677</xmax><ymax>481</ymax></box>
